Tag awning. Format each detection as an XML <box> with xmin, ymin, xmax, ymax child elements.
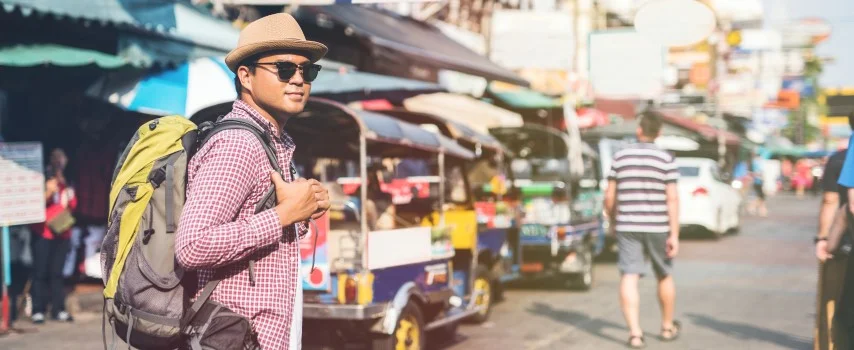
<box><xmin>312</xmin><ymin>61</ymin><xmax>442</xmax><ymax>95</ymax></box>
<box><xmin>374</xmin><ymin>108</ymin><xmax>512</xmax><ymax>157</ymax></box>
<box><xmin>293</xmin><ymin>5</ymin><xmax>528</xmax><ymax>87</ymax></box>
<box><xmin>0</xmin><ymin>44</ymin><xmax>130</xmax><ymax>68</ymax></box>
<box><xmin>593</xmin><ymin>98</ymin><xmax>639</xmax><ymax>119</ymax></box>
<box><xmin>218</xmin><ymin>0</ymin><xmax>441</xmax><ymax>4</ymax></box>
<box><xmin>402</xmin><ymin>93</ymin><xmax>523</xmax><ymax>134</ymax></box>
<box><xmin>581</xmin><ymin>119</ymin><xmax>696</xmax><ymax>141</ymax></box>
<box><xmin>2</xmin><ymin>0</ymin><xmax>238</xmax><ymax>66</ymax></box>
<box><xmin>288</xmin><ymin>98</ymin><xmax>475</xmax><ymax>160</ymax></box>
<box><xmin>87</xmin><ymin>58</ymin><xmax>442</xmax><ymax>117</ymax></box>
<box><xmin>359</xmin><ymin>110</ymin><xmax>475</xmax><ymax>160</ymax></box>
<box><xmin>659</xmin><ymin>111</ymin><xmax>741</xmax><ymax>146</ymax></box>
<box><xmin>486</xmin><ymin>86</ymin><xmax>561</xmax><ymax>110</ymax></box>
<box><xmin>86</xmin><ymin>57</ymin><xmax>235</xmax><ymax>117</ymax></box>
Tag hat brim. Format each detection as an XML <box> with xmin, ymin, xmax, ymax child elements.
<box><xmin>225</xmin><ymin>39</ymin><xmax>328</xmax><ymax>72</ymax></box>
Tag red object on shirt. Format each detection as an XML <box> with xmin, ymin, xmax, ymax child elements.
<box><xmin>32</xmin><ymin>181</ymin><xmax>77</xmax><ymax>240</ymax></box>
<box><xmin>175</xmin><ymin>101</ymin><xmax>307</xmax><ymax>350</ymax></box>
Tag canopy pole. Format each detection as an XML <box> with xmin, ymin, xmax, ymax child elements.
<box><xmin>1</xmin><ymin>224</ymin><xmax>10</xmax><ymax>333</ymax></box>
<box><xmin>438</xmin><ymin>153</ymin><xmax>446</xmax><ymax>226</ymax></box>
<box><xmin>497</xmin><ymin>151</ymin><xmax>505</xmax><ymax>202</ymax></box>
<box><xmin>358</xmin><ymin>135</ymin><xmax>368</xmax><ymax>272</ymax></box>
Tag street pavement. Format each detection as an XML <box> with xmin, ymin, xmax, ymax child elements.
<box><xmin>438</xmin><ymin>193</ymin><xmax>818</xmax><ymax>350</ymax></box>
<box><xmin>0</xmin><ymin>194</ymin><xmax>819</xmax><ymax>349</ymax></box>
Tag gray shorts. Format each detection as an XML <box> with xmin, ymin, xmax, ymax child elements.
<box><xmin>617</xmin><ymin>232</ymin><xmax>673</xmax><ymax>278</ymax></box>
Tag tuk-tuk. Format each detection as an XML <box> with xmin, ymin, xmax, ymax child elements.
<box><xmin>490</xmin><ymin>124</ymin><xmax>604</xmax><ymax>290</ymax></box>
<box><xmin>285</xmin><ymin>98</ymin><xmax>483</xmax><ymax>348</ymax></box>
<box><xmin>376</xmin><ymin>108</ymin><xmax>521</xmax><ymax>323</ymax></box>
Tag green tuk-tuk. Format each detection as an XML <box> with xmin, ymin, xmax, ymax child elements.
<box><xmin>490</xmin><ymin>124</ymin><xmax>605</xmax><ymax>290</ymax></box>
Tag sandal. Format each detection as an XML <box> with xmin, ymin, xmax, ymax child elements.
<box><xmin>627</xmin><ymin>335</ymin><xmax>646</xmax><ymax>349</ymax></box>
<box><xmin>660</xmin><ymin>320</ymin><xmax>682</xmax><ymax>341</ymax></box>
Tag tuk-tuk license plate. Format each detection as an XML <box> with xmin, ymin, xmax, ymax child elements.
<box><xmin>521</xmin><ymin>263</ymin><xmax>543</xmax><ymax>273</ymax></box>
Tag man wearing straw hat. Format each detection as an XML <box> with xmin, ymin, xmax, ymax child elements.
<box><xmin>176</xmin><ymin>13</ymin><xmax>330</xmax><ymax>350</ymax></box>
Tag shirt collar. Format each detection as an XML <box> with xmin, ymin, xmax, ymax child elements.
<box><xmin>232</xmin><ymin>100</ymin><xmax>290</xmax><ymax>141</ymax></box>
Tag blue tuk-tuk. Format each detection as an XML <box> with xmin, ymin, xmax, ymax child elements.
<box><xmin>286</xmin><ymin>98</ymin><xmax>484</xmax><ymax>348</ymax></box>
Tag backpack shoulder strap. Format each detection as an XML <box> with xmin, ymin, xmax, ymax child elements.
<box><xmin>193</xmin><ymin>119</ymin><xmax>293</xmax><ymax>288</ymax></box>
<box><xmin>199</xmin><ymin>119</ymin><xmax>282</xmax><ymax>173</ymax></box>
<box><xmin>179</xmin><ymin>279</ymin><xmax>219</xmax><ymax>330</ymax></box>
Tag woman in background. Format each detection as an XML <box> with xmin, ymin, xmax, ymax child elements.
<box><xmin>30</xmin><ymin>148</ymin><xmax>76</xmax><ymax>324</ymax></box>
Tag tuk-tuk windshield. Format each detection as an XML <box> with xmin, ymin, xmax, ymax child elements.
<box><xmin>490</xmin><ymin>126</ymin><xmax>569</xmax><ymax>160</ymax></box>
<box><xmin>490</xmin><ymin>125</ymin><xmax>574</xmax><ymax>183</ymax></box>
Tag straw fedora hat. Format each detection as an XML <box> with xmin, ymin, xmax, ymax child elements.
<box><xmin>225</xmin><ymin>13</ymin><xmax>328</xmax><ymax>72</ymax></box>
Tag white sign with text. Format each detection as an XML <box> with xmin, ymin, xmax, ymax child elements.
<box><xmin>0</xmin><ymin>142</ymin><xmax>45</xmax><ymax>226</ymax></box>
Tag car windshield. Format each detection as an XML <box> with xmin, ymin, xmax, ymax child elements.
<box><xmin>678</xmin><ymin>166</ymin><xmax>700</xmax><ymax>177</ymax></box>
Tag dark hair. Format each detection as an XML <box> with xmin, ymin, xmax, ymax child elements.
<box><xmin>848</xmin><ymin>109</ymin><xmax>854</xmax><ymax>130</ymax></box>
<box><xmin>233</xmin><ymin>55</ymin><xmax>260</xmax><ymax>95</ymax></box>
<box><xmin>638</xmin><ymin>110</ymin><xmax>664</xmax><ymax>138</ymax></box>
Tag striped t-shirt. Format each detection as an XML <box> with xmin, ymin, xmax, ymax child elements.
<box><xmin>608</xmin><ymin>143</ymin><xmax>678</xmax><ymax>234</ymax></box>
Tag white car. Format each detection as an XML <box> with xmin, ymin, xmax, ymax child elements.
<box><xmin>676</xmin><ymin>157</ymin><xmax>742</xmax><ymax>237</ymax></box>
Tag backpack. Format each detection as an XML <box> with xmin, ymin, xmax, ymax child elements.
<box><xmin>100</xmin><ymin>115</ymin><xmax>285</xmax><ymax>349</ymax></box>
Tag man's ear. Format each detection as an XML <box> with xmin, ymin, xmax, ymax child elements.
<box><xmin>237</xmin><ymin>66</ymin><xmax>253</xmax><ymax>93</ymax></box>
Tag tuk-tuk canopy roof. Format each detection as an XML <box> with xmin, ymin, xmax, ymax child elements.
<box><xmin>376</xmin><ymin>108</ymin><xmax>512</xmax><ymax>157</ymax></box>
<box><xmin>490</xmin><ymin>124</ymin><xmax>574</xmax><ymax>159</ymax></box>
<box><xmin>288</xmin><ymin>98</ymin><xmax>475</xmax><ymax>161</ymax></box>
<box><xmin>402</xmin><ymin>93</ymin><xmax>523</xmax><ymax>134</ymax></box>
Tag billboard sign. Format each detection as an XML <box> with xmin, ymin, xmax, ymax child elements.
<box><xmin>589</xmin><ymin>30</ymin><xmax>665</xmax><ymax>99</ymax></box>
<box><xmin>490</xmin><ymin>10</ymin><xmax>574</xmax><ymax>70</ymax></box>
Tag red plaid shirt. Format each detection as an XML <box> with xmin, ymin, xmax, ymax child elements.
<box><xmin>176</xmin><ymin>101</ymin><xmax>307</xmax><ymax>350</ymax></box>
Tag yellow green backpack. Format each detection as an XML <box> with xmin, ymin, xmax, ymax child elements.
<box><xmin>100</xmin><ymin>116</ymin><xmax>281</xmax><ymax>349</ymax></box>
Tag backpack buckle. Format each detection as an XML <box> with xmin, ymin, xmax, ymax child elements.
<box><xmin>142</xmin><ymin>229</ymin><xmax>155</xmax><ymax>245</ymax></box>
<box><xmin>149</xmin><ymin>168</ymin><xmax>167</xmax><ymax>188</ymax></box>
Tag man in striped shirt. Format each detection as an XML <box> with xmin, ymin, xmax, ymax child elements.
<box><xmin>605</xmin><ymin>111</ymin><xmax>681</xmax><ymax>348</ymax></box>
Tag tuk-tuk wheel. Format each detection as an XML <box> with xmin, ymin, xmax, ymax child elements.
<box><xmin>372</xmin><ymin>301</ymin><xmax>424</xmax><ymax>350</ymax></box>
<box><xmin>468</xmin><ymin>266</ymin><xmax>493</xmax><ymax>323</ymax></box>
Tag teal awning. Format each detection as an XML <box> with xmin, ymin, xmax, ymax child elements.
<box><xmin>487</xmin><ymin>87</ymin><xmax>561</xmax><ymax>109</ymax></box>
<box><xmin>0</xmin><ymin>44</ymin><xmax>129</xmax><ymax>68</ymax></box>
<box><xmin>2</xmin><ymin>0</ymin><xmax>238</xmax><ymax>66</ymax></box>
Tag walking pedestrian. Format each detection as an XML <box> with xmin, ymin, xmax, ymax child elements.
<box><xmin>794</xmin><ymin>159</ymin><xmax>811</xmax><ymax>199</ymax></box>
<box><xmin>830</xmin><ymin>111</ymin><xmax>854</xmax><ymax>347</ymax></box>
<box><xmin>605</xmin><ymin>111</ymin><xmax>681</xmax><ymax>349</ymax></box>
<box><xmin>30</xmin><ymin>148</ymin><xmax>76</xmax><ymax>324</ymax></box>
<box><xmin>176</xmin><ymin>13</ymin><xmax>330</xmax><ymax>350</ymax></box>
<box><xmin>814</xmin><ymin>143</ymin><xmax>849</xmax><ymax>350</ymax></box>
<box><xmin>749</xmin><ymin>153</ymin><xmax>768</xmax><ymax>217</ymax></box>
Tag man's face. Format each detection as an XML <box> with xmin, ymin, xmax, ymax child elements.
<box><xmin>240</xmin><ymin>51</ymin><xmax>313</xmax><ymax>117</ymax></box>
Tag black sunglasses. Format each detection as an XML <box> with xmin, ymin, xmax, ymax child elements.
<box><xmin>252</xmin><ymin>62</ymin><xmax>322</xmax><ymax>82</ymax></box>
